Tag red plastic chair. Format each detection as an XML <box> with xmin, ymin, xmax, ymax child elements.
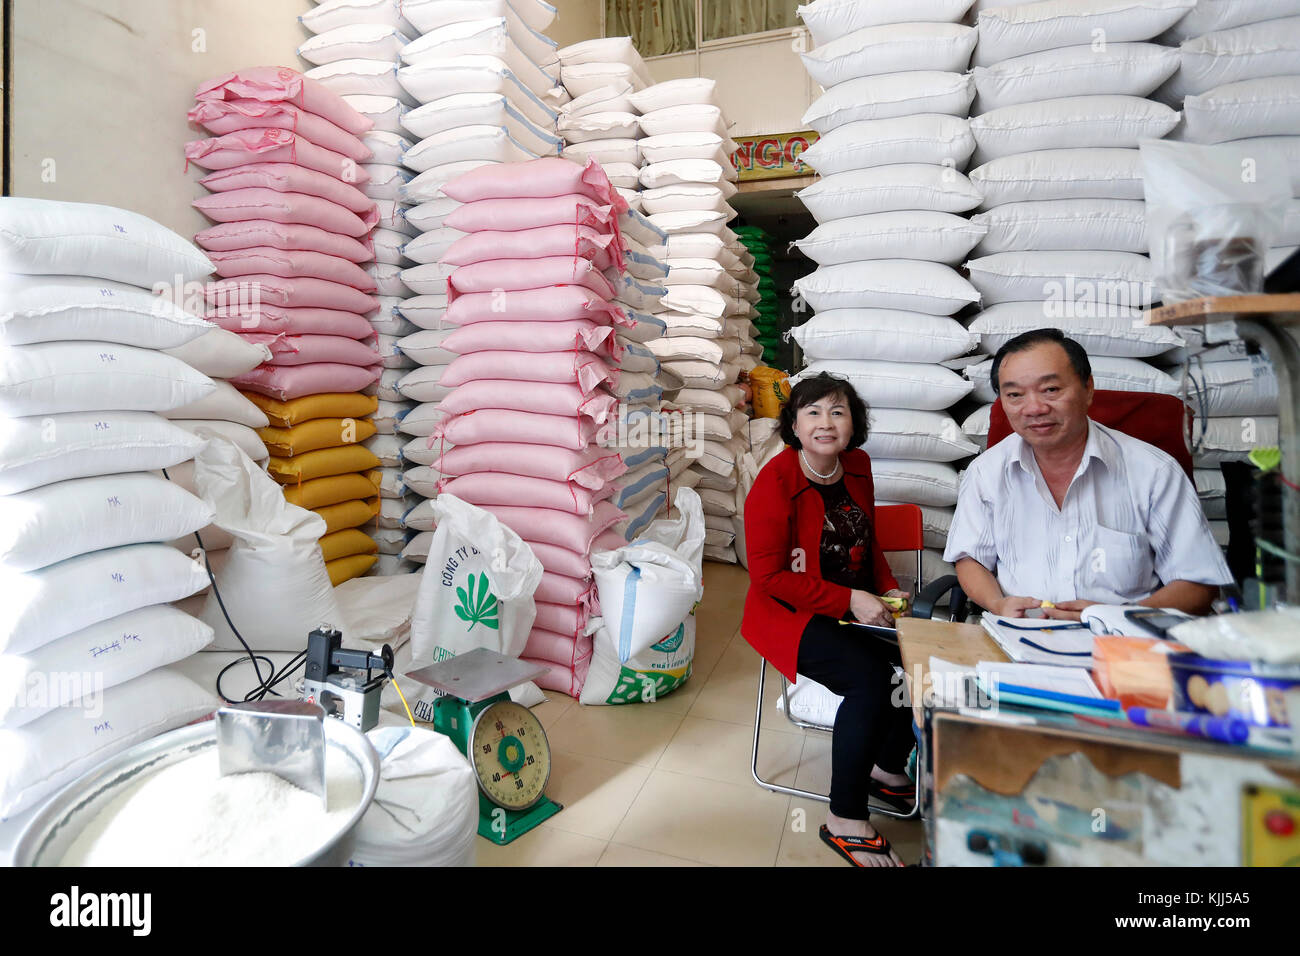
<box><xmin>751</xmin><ymin>504</ymin><xmax>924</xmax><ymax>819</ymax></box>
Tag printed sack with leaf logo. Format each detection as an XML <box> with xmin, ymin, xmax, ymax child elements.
<box><xmin>405</xmin><ymin>494</ymin><xmax>545</xmax><ymax>714</ymax></box>
<box><xmin>580</xmin><ymin>488</ymin><xmax>704</xmax><ymax>705</ymax></box>
<box><xmin>579</xmin><ymin>613</ymin><xmax>696</xmax><ymax>705</ymax></box>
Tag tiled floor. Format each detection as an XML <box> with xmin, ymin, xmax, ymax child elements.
<box><xmin>476</xmin><ymin>562</ymin><xmax>924</xmax><ymax>867</ymax></box>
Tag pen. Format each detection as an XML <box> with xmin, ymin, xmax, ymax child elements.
<box><xmin>1127</xmin><ymin>707</ymin><xmax>1250</xmax><ymax>745</ymax></box>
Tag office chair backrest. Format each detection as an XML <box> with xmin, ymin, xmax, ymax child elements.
<box><xmin>987</xmin><ymin>389</ymin><xmax>1195</xmax><ymax>480</ymax></box>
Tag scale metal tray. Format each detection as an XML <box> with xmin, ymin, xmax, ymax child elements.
<box><xmin>403</xmin><ymin>647</ymin><xmax>550</xmax><ymax>703</ymax></box>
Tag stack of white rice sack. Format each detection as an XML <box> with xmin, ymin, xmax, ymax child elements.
<box><xmin>296</xmin><ymin>0</ymin><xmax>427</xmax><ymax>572</ymax></box>
<box><xmin>319</xmin><ymin>0</ymin><xmax>567</xmax><ymax>567</ymax></box>
<box><xmin>962</xmin><ymin>0</ymin><xmax>1194</xmax><ymax>414</ymax></box>
<box><xmin>417</xmin><ymin>157</ymin><xmax>632</xmax><ymax>698</ymax></box>
<box><xmin>0</xmin><ymin>199</ymin><xmax>223</xmax><ymax>819</ymax></box>
<box><xmin>187</xmin><ymin>68</ymin><xmax>387</xmax><ymax>587</ymax></box>
<box><xmin>1150</xmin><ymin>0</ymin><xmax>1299</xmax><ymax>544</ymax></box>
<box><xmin>791</xmin><ymin>0</ymin><xmax>984</xmax><ymax>578</ymax></box>
<box><xmin>555</xmin><ymin>37</ymin><xmax>651</xmax><ymax>213</ymax></box>
<box><xmin>628</xmin><ymin>78</ymin><xmax>754</xmax><ymax>563</ymax></box>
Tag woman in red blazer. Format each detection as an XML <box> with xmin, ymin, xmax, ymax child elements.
<box><xmin>742</xmin><ymin>373</ymin><xmax>915</xmax><ymax>867</ymax></box>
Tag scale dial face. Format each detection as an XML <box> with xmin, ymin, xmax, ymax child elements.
<box><xmin>470</xmin><ymin>700</ymin><xmax>552</xmax><ymax>810</ymax></box>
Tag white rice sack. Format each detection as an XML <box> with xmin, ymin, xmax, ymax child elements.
<box><xmin>1164</xmin><ymin>0</ymin><xmax>1300</xmax><ymax>43</ymax></box>
<box><xmin>972</xmin><ymin>199</ymin><xmax>1147</xmax><ymax>255</ymax></box>
<box><xmin>1182</xmin><ymin>77</ymin><xmax>1300</xmax><ymax>145</ymax></box>
<box><xmin>792</xmin><ymin>360</ymin><xmax>974</xmax><ymax>411</ymax></box>
<box><xmin>970</xmin><ymin>96</ymin><xmax>1180</xmax><ymax>165</ymax></box>
<box><xmin>863</xmin><ymin>409</ymin><xmax>979</xmax><ymax>463</ymax></box>
<box><xmin>970</xmin><ymin>303</ymin><xmax>1180</xmax><ymax>358</ymax></box>
<box><xmin>973</xmin><ymin>42</ymin><xmax>1179</xmax><ymax>111</ymax></box>
<box><xmin>798</xmin><ymin>0</ymin><xmax>976</xmax><ymax>45</ymax></box>
<box><xmin>0</xmin><ymin>198</ymin><xmax>213</xmax><ymax>286</ymax></box>
<box><xmin>794</xmin><ymin>211</ymin><xmax>986</xmax><ymax>266</ymax></box>
<box><xmin>802</xmin><ymin>72</ymin><xmax>974</xmax><ymax>135</ymax></box>
<box><xmin>1181</xmin><ymin>356</ymin><xmax>1280</xmax><ymax>417</ymax></box>
<box><xmin>970</xmin><ymin>149</ymin><xmax>1144</xmax><ymax>207</ymax></box>
<box><xmin>800</xmin><ymin>115</ymin><xmax>975</xmax><ymax>176</ymax></box>
<box><xmin>791</xmin><ymin>309</ymin><xmax>976</xmax><ymax>363</ymax></box>
<box><xmin>974</xmin><ymin>0</ymin><xmax>1196</xmax><ymax>67</ymax></box>
<box><xmin>793</xmin><ymin>261</ymin><xmax>980</xmax><ymax>316</ymax></box>
<box><xmin>0</xmin><ymin>275</ymin><xmax>212</xmax><ymax>348</ymax></box>
<box><xmin>1193</xmin><ymin>416</ymin><xmax>1278</xmax><ymax>465</ymax></box>
<box><xmin>870</xmin><ymin>459</ymin><xmax>961</xmax><ymax>508</ymax></box>
<box><xmin>797</xmin><ymin>165</ymin><xmax>982</xmax><ymax>222</ymax></box>
<box><xmin>627</xmin><ymin>78</ymin><xmax>718</xmax><ymax>113</ymax></box>
<box><xmin>965</xmin><ymin>251</ymin><xmax>1154</xmax><ymax>308</ymax></box>
<box><xmin>801</xmin><ymin>23</ymin><xmax>977</xmax><ymax>88</ymax></box>
<box><xmin>1159</xmin><ymin>18</ymin><xmax>1300</xmax><ymax>102</ymax></box>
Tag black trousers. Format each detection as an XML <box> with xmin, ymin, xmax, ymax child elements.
<box><xmin>796</xmin><ymin>614</ymin><xmax>916</xmax><ymax>820</ymax></box>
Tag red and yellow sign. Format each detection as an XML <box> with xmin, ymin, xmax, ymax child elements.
<box><xmin>731</xmin><ymin>131</ymin><xmax>820</xmax><ymax>182</ymax></box>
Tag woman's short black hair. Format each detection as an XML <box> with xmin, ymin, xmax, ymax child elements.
<box><xmin>778</xmin><ymin>373</ymin><xmax>870</xmax><ymax>451</ymax></box>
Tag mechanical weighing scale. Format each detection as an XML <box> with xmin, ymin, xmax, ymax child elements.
<box><xmin>406</xmin><ymin>647</ymin><xmax>561</xmax><ymax>845</ymax></box>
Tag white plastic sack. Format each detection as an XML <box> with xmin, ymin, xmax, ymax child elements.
<box><xmin>194</xmin><ymin>438</ymin><xmax>343</xmax><ymax>652</ymax></box>
<box><xmin>589</xmin><ymin>487</ymin><xmax>704</xmax><ymax>664</ymax></box>
<box><xmin>348</xmin><ymin>725</ymin><xmax>478</xmax><ymax>866</ymax></box>
<box><xmin>580</xmin><ymin>613</ymin><xmax>697</xmax><ymax>705</ymax></box>
<box><xmin>407</xmin><ymin>494</ymin><xmax>544</xmax><ymax>705</ymax></box>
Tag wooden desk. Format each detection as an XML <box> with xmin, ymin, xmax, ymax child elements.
<box><xmin>896</xmin><ymin>618</ymin><xmax>1008</xmax><ymax>723</ymax></box>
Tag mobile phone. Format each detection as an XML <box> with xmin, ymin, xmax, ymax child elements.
<box><xmin>1122</xmin><ymin>608</ymin><xmax>1189</xmax><ymax>638</ymax></box>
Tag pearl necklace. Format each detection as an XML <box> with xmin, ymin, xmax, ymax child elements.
<box><xmin>800</xmin><ymin>449</ymin><xmax>840</xmax><ymax>481</ymax></box>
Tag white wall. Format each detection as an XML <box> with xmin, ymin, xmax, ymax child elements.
<box><xmin>9</xmin><ymin>0</ymin><xmax>317</xmax><ymax>237</ymax></box>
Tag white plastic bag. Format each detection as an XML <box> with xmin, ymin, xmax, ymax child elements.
<box><xmin>194</xmin><ymin>437</ymin><xmax>343</xmax><ymax>652</ymax></box>
<box><xmin>589</xmin><ymin>488</ymin><xmax>704</xmax><ymax>664</ymax></box>
<box><xmin>407</xmin><ymin>494</ymin><xmax>544</xmax><ymax>706</ymax></box>
<box><xmin>1142</xmin><ymin>140</ymin><xmax>1290</xmax><ymax>303</ymax></box>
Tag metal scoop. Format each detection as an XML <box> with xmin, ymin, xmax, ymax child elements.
<box><xmin>216</xmin><ymin>700</ymin><xmax>327</xmax><ymax>807</ymax></box>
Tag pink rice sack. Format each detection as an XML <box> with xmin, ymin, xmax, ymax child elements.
<box><xmin>522</xmin><ymin>540</ymin><xmax>593</xmax><ymax>580</ymax></box>
<box><xmin>437</xmin><ymin>472</ymin><xmax>614</xmax><ymax>516</ymax></box>
<box><xmin>185</xmin><ymin>129</ymin><xmax>369</xmax><ymax>184</ymax></box>
<box><xmin>535</xmin><ymin>570</ymin><xmax>598</xmax><ymax>610</ymax></box>
<box><xmin>524</xmin><ymin>655</ymin><xmax>591</xmax><ymax>698</ymax></box>
<box><xmin>208</xmin><ymin>304</ymin><xmax>377</xmax><ymax>340</ymax></box>
<box><xmin>441</xmin><ymin>224</ymin><xmax>621</xmax><ymax>271</ymax></box>
<box><xmin>444</xmin><ymin>195</ymin><xmax>620</xmax><ymax>235</ymax></box>
<box><xmin>439</xmin><ymin>349</ymin><xmax>616</xmax><ymax>392</ymax></box>
<box><xmin>200</xmin><ymin>163</ymin><xmax>376</xmax><ymax>216</ymax></box>
<box><xmin>195</xmin><ymin>67</ymin><xmax>373</xmax><ymax>136</ymax></box>
<box><xmin>243</xmin><ymin>332</ymin><xmax>381</xmax><ymax>367</ymax></box>
<box><xmin>207</xmin><ymin>247</ymin><xmax>377</xmax><ymax>291</ymax></box>
<box><xmin>446</xmin><ymin>256</ymin><xmax>615</xmax><ymax>301</ymax></box>
<box><xmin>592</xmin><ymin>528</ymin><xmax>626</xmax><ymax>551</ymax></box>
<box><xmin>524</xmin><ymin>627</ymin><xmax>594</xmax><ymax>669</ymax></box>
<box><xmin>434</xmin><ymin>442</ymin><xmax>626</xmax><ymax>489</ymax></box>
<box><xmin>194</xmin><ymin>220</ymin><xmax>373</xmax><ymax>262</ymax></box>
<box><xmin>477</xmin><ymin>501</ymin><xmax>624</xmax><ymax>554</ymax></box>
<box><xmin>187</xmin><ymin>99</ymin><xmax>372</xmax><ymax>162</ymax></box>
<box><xmin>436</xmin><ymin>380</ymin><xmax>618</xmax><ymax>423</ymax></box>
<box><xmin>535</xmin><ymin>601</ymin><xmax>588</xmax><ymax>639</ymax></box>
<box><xmin>231</xmin><ymin>361</ymin><xmax>382</xmax><ymax>401</ymax></box>
<box><xmin>441</xmin><ymin>320</ymin><xmax>616</xmax><ymax>359</ymax></box>
<box><xmin>434</xmin><ymin>408</ymin><xmax>599</xmax><ymax>450</ymax></box>
<box><xmin>442</xmin><ymin>157</ymin><xmax>626</xmax><ymax>209</ymax></box>
<box><xmin>205</xmin><ymin>274</ymin><xmax>379</xmax><ymax>313</ymax></box>
<box><xmin>445</xmin><ymin>286</ymin><xmax>629</xmax><ymax>327</ymax></box>
<box><xmin>194</xmin><ymin>189</ymin><xmax>376</xmax><ymax>237</ymax></box>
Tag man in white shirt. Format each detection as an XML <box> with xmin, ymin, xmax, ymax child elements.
<box><xmin>944</xmin><ymin>329</ymin><xmax>1233</xmax><ymax>620</ymax></box>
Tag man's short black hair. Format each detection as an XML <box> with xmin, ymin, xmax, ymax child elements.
<box><xmin>991</xmin><ymin>328</ymin><xmax>1092</xmax><ymax>394</ymax></box>
<box><xmin>778</xmin><ymin>373</ymin><xmax>870</xmax><ymax>450</ymax></box>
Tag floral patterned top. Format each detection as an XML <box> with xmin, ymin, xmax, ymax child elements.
<box><xmin>811</xmin><ymin>477</ymin><xmax>878</xmax><ymax>594</ymax></box>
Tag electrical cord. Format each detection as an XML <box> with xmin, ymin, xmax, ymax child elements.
<box><xmin>165</xmin><ymin>466</ymin><xmax>309</xmax><ymax>704</ymax></box>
